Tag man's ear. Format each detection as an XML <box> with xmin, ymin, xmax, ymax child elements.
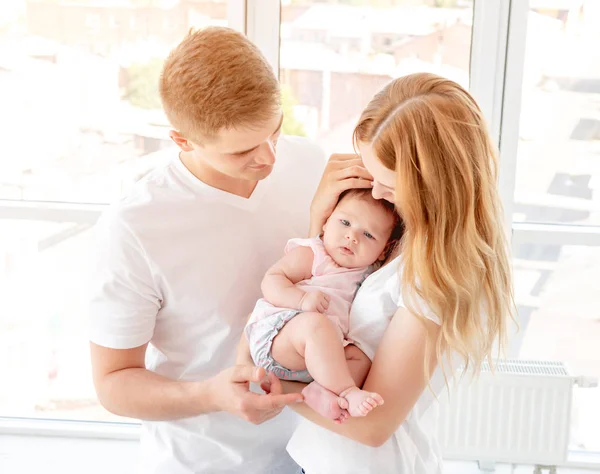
<box><xmin>169</xmin><ymin>130</ymin><xmax>194</xmax><ymax>152</ymax></box>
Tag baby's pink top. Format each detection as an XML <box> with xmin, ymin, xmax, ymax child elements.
<box><xmin>284</xmin><ymin>237</ymin><xmax>370</xmax><ymax>336</ymax></box>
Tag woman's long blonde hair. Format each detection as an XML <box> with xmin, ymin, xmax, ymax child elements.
<box><xmin>354</xmin><ymin>73</ymin><xmax>516</xmax><ymax>377</ymax></box>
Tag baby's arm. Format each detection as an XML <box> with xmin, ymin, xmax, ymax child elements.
<box><xmin>262</xmin><ymin>246</ymin><xmax>328</xmax><ymax>312</ymax></box>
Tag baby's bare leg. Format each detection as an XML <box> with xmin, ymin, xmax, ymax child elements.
<box><xmin>302</xmin><ymin>345</ymin><xmax>375</xmax><ymax>424</ymax></box>
<box><xmin>344</xmin><ymin>344</ymin><xmax>372</xmax><ymax>388</ymax></box>
<box><xmin>271</xmin><ymin>312</ymin><xmax>383</xmax><ymax>419</ymax></box>
<box><xmin>268</xmin><ymin>316</ymin><xmax>307</xmax><ymax>372</ymax></box>
<box><xmin>270</xmin><ymin>312</ymin><xmax>349</xmax><ymax>422</ymax></box>
<box><xmin>272</xmin><ymin>312</ymin><xmax>355</xmax><ymax>392</ymax></box>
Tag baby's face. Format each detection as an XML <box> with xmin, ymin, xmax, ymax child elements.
<box><xmin>322</xmin><ymin>195</ymin><xmax>395</xmax><ymax>269</ymax></box>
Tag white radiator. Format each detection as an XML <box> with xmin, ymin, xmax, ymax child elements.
<box><xmin>436</xmin><ymin>359</ymin><xmax>597</xmax><ymax>468</ymax></box>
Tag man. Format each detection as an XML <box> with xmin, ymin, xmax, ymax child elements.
<box><xmin>88</xmin><ymin>27</ymin><xmax>323</xmax><ymax>473</ymax></box>
<box><xmin>89</xmin><ymin>25</ymin><xmax>373</xmax><ymax>472</ymax></box>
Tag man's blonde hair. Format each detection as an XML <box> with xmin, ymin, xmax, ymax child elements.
<box><xmin>159</xmin><ymin>27</ymin><xmax>281</xmax><ymax>142</ymax></box>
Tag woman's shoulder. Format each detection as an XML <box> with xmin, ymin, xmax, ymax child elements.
<box><xmin>352</xmin><ymin>256</ymin><xmax>402</xmax><ymax>310</ymax></box>
<box><xmin>357</xmin><ymin>257</ymin><xmax>441</xmax><ymax>325</ymax></box>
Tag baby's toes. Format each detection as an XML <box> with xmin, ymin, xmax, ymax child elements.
<box><xmin>337</xmin><ymin>397</ymin><xmax>349</xmax><ymax>410</ymax></box>
<box><xmin>335</xmin><ymin>409</ymin><xmax>350</xmax><ymax>424</ymax></box>
<box><xmin>369</xmin><ymin>393</ymin><xmax>384</xmax><ymax>406</ymax></box>
<box><xmin>362</xmin><ymin>400</ymin><xmax>375</xmax><ymax>412</ymax></box>
<box><xmin>364</xmin><ymin>398</ymin><xmax>378</xmax><ymax>409</ymax></box>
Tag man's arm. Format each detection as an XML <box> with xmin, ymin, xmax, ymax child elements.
<box><xmin>91</xmin><ymin>341</ymin><xmax>304</xmax><ymax>424</ymax></box>
<box><xmin>91</xmin><ymin>342</ymin><xmax>214</xmax><ymax>420</ymax></box>
<box><xmin>261</xmin><ymin>246</ymin><xmax>315</xmax><ymax>309</ymax></box>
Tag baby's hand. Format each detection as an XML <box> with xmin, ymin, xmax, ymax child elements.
<box><xmin>300</xmin><ymin>291</ymin><xmax>330</xmax><ymax>313</ymax></box>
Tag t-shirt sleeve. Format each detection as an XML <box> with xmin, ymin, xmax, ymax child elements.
<box><xmin>386</xmin><ymin>269</ymin><xmax>440</xmax><ymax>325</ymax></box>
<box><xmin>284</xmin><ymin>237</ymin><xmax>326</xmax><ymax>275</ymax></box>
<box><xmin>88</xmin><ymin>209</ymin><xmax>161</xmax><ymax>349</ymax></box>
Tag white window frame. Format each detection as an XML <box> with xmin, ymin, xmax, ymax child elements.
<box><xmin>2</xmin><ymin>0</ymin><xmax>600</xmax><ymax>466</ymax></box>
<box><xmin>474</xmin><ymin>0</ymin><xmax>600</xmax><ymax>465</ymax></box>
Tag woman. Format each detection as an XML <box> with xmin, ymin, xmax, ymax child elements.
<box><xmin>284</xmin><ymin>72</ymin><xmax>515</xmax><ymax>473</ymax></box>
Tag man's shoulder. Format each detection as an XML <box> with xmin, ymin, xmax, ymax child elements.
<box><xmin>98</xmin><ymin>157</ymin><xmax>181</xmax><ymax>234</ymax></box>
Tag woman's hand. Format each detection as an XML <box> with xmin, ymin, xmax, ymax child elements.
<box><xmin>309</xmin><ymin>154</ymin><xmax>373</xmax><ymax>237</ymax></box>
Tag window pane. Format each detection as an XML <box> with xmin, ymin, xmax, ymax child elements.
<box><xmin>514</xmin><ymin>242</ymin><xmax>600</xmax><ymax>451</ymax></box>
<box><xmin>514</xmin><ymin>2</ymin><xmax>600</xmax><ymax>225</ymax></box>
<box><xmin>0</xmin><ymin>0</ymin><xmax>228</xmax><ymax>204</ymax></box>
<box><xmin>0</xmin><ymin>219</ymin><xmax>129</xmax><ymax>422</ymax></box>
<box><xmin>279</xmin><ymin>0</ymin><xmax>474</xmax><ymax>156</ymax></box>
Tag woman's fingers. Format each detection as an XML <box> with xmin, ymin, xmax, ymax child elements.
<box><xmin>337</xmin><ymin>165</ymin><xmax>373</xmax><ymax>181</ymax></box>
<box><xmin>327</xmin><ymin>158</ymin><xmax>364</xmax><ymax>173</ymax></box>
<box><xmin>335</xmin><ymin>178</ymin><xmax>373</xmax><ymax>194</ymax></box>
<box><xmin>328</xmin><ymin>153</ymin><xmax>360</xmax><ymax>163</ymax></box>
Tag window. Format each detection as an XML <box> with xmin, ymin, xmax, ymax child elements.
<box><xmin>514</xmin><ymin>2</ymin><xmax>600</xmax><ymax>226</ymax></box>
<box><xmin>508</xmin><ymin>1</ymin><xmax>600</xmax><ymax>454</ymax></box>
<box><xmin>0</xmin><ymin>0</ymin><xmax>230</xmax><ymax>424</ymax></box>
<box><xmin>279</xmin><ymin>0</ymin><xmax>474</xmax><ymax>156</ymax></box>
<box><xmin>0</xmin><ymin>0</ymin><xmax>229</xmax><ymax>205</ymax></box>
<box><xmin>513</xmin><ymin>243</ymin><xmax>600</xmax><ymax>451</ymax></box>
<box><xmin>0</xmin><ymin>219</ymin><xmax>122</xmax><ymax>422</ymax></box>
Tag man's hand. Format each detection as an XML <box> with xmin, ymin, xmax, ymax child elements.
<box><xmin>309</xmin><ymin>154</ymin><xmax>373</xmax><ymax>237</ymax></box>
<box><xmin>210</xmin><ymin>365</ymin><xmax>304</xmax><ymax>425</ymax></box>
<box><xmin>300</xmin><ymin>290</ymin><xmax>330</xmax><ymax>313</ymax></box>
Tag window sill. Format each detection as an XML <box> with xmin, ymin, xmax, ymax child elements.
<box><xmin>0</xmin><ymin>417</ymin><xmax>140</xmax><ymax>440</ymax></box>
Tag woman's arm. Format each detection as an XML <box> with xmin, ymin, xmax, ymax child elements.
<box><xmin>282</xmin><ymin>307</ymin><xmax>441</xmax><ymax>447</ymax></box>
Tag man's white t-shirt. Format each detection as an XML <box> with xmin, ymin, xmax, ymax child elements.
<box><xmin>88</xmin><ymin>136</ymin><xmax>325</xmax><ymax>474</ymax></box>
<box><xmin>287</xmin><ymin>257</ymin><xmax>448</xmax><ymax>474</ymax></box>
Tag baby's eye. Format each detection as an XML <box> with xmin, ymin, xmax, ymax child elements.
<box><xmin>364</xmin><ymin>232</ymin><xmax>374</xmax><ymax>240</ymax></box>
<box><xmin>340</xmin><ymin>219</ymin><xmax>350</xmax><ymax>226</ymax></box>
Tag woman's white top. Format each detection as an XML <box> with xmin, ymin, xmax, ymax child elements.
<box><xmin>287</xmin><ymin>257</ymin><xmax>448</xmax><ymax>474</ymax></box>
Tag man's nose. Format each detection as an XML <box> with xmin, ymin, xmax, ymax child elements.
<box><xmin>254</xmin><ymin>140</ymin><xmax>276</xmax><ymax>166</ymax></box>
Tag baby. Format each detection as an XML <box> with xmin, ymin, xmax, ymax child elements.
<box><xmin>244</xmin><ymin>189</ymin><xmax>399</xmax><ymax>422</ymax></box>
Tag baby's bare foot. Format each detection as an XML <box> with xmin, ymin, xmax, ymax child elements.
<box><xmin>339</xmin><ymin>386</ymin><xmax>384</xmax><ymax>417</ymax></box>
<box><xmin>302</xmin><ymin>382</ymin><xmax>350</xmax><ymax>424</ymax></box>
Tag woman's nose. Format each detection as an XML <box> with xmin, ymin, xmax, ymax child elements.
<box><xmin>371</xmin><ymin>183</ymin><xmax>384</xmax><ymax>200</ymax></box>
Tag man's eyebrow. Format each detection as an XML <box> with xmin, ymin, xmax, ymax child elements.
<box><xmin>228</xmin><ymin>115</ymin><xmax>284</xmax><ymax>156</ymax></box>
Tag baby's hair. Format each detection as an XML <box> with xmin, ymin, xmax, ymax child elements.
<box><xmin>337</xmin><ymin>188</ymin><xmax>404</xmax><ymax>258</ymax></box>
